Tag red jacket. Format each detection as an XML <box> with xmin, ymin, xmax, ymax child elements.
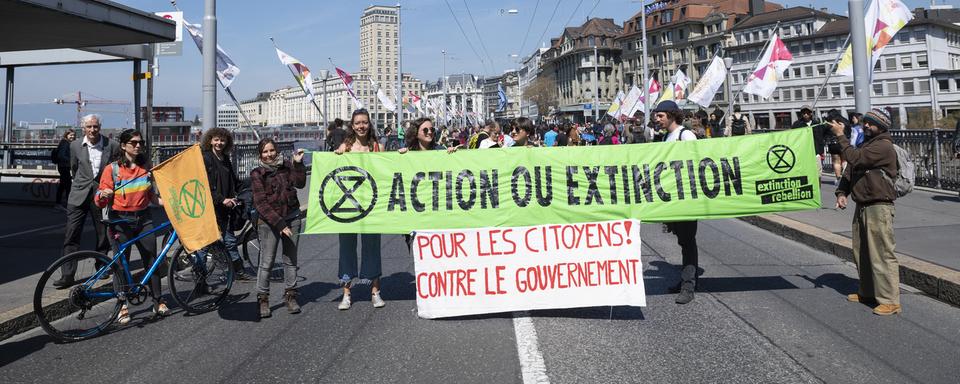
<box><xmin>251</xmin><ymin>160</ymin><xmax>306</xmax><ymax>229</ymax></box>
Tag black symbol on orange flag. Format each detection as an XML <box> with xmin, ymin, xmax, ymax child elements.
<box><xmin>319</xmin><ymin>166</ymin><xmax>378</xmax><ymax>223</ymax></box>
<box><xmin>766</xmin><ymin>145</ymin><xmax>796</xmax><ymax>174</ymax></box>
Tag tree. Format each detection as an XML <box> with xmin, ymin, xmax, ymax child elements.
<box><xmin>523</xmin><ymin>75</ymin><xmax>558</xmax><ymax>118</ymax></box>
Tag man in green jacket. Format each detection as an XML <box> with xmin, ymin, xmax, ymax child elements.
<box><xmin>830</xmin><ymin>108</ymin><xmax>901</xmax><ymax>316</ymax></box>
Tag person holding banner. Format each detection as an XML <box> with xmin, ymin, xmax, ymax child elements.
<box><xmin>334</xmin><ymin>109</ymin><xmax>386</xmax><ymax>310</ymax></box>
<box><xmin>399</xmin><ymin>117</ymin><xmax>458</xmax><ymax>153</ymax></box>
<box><xmin>200</xmin><ymin>128</ymin><xmax>251</xmax><ymax>281</ymax></box>
<box><xmin>653</xmin><ymin>101</ymin><xmax>702</xmax><ymax>304</ymax></box>
<box><xmin>251</xmin><ymin>138</ymin><xmax>307</xmax><ymax>318</ymax></box>
<box><xmin>93</xmin><ymin>129</ymin><xmax>168</xmax><ymax>323</ymax></box>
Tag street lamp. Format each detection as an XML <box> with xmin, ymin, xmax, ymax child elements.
<box><xmin>499</xmin><ymin>9</ymin><xmax>519</xmax><ymax>15</ymax></box>
<box><xmin>509</xmin><ymin>54</ymin><xmax>522</xmax><ymax>118</ymax></box>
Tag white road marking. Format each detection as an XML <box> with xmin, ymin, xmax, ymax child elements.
<box><xmin>0</xmin><ymin>224</ymin><xmax>63</xmax><ymax>240</ymax></box>
<box><xmin>513</xmin><ymin>311</ymin><xmax>550</xmax><ymax>384</ymax></box>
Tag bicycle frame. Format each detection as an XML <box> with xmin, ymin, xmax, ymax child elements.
<box><xmin>82</xmin><ymin>220</ymin><xmax>180</xmax><ymax>299</ymax></box>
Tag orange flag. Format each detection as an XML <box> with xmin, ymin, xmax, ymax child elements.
<box><xmin>152</xmin><ymin>144</ymin><xmax>220</xmax><ymax>252</ymax></box>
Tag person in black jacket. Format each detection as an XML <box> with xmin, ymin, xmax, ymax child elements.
<box><xmin>200</xmin><ymin>128</ymin><xmax>252</xmax><ymax>281</ymax></box>
<box><xmin>54</xmin><ymin>129</ymin><xmax>76</xmax><ymax>206</ymax></box>
<box><xmin>791</xmin><ymin>105</ymin><xmax>826</xmax><ymax>159</ymax></box>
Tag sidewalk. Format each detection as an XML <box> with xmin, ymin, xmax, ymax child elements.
<box><xmin>741</xmin><ymin>176</ymin><xmax>960</xmax><ymax>306</ymax></box>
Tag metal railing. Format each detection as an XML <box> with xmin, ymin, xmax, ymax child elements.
<box><xmin>152</xmin><ymin>141</ymin><xmax>296</xmax><ymax>185</ymax></box>
<box><xmin>753</xmin><ymin>128</ymin><xmax>959</xmax><ymax>192</ymax></box>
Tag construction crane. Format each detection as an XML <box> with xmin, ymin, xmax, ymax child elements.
<box><xmin>53</xmin><ymin>91</ymin><xmax>131</xmax><ymax>128</ymax></box>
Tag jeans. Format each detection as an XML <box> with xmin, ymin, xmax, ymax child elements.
<box><xmin>256</xmin><ymin>218</ymin><xmax>301</xmax><ymax>294</ymax></box>
<box><xmin>668</xmin><ymin>221</ymin><xmax>699</xmax><ymax>270</ymax></box>
<box><xmin>338</xmin><ymin>233</ymin><xmax>381</xmax><ymax>285</ymax></box>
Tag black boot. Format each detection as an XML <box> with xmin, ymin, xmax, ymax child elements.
<box><xmin>258</xmin><ymin>293</ymin><xmax>271</xmax><ymax>318</ymax></box>
<box><xmin>284</xmin><ymin>289</ymin><xmax>301</xmax><ymax>314</ymax></box>
<box><xmin>233</xmin><ymin>259</ymin><xmax>253</xmax><ymax>282</ymax></box>
<box><xmin>675</xmin><ymin>265</ymin><xmax>697</xmax><ymax>304</ymax></box>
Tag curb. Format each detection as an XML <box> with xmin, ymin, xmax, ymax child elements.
<box><xmin>740</xmin><ymin>214</ymin><xmax>960</xmax><ymax>307</ymax></box>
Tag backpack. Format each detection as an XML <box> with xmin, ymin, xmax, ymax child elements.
<box><xmin>467</xmin><ymin>132</ymin><xmax>488</xmax><ymax>149</ymax></box>
<box><xmin>679</xmin><ymin>127</ymin><xmax>704</xmax><ymax>140</ymax></box>
<box><xmin>730</xmin><ymin>115</ymin><xmax>747</xmax><ymax>136</ymax></box>
<box><xmin>874</xmin><ymin>140</ymin><xmax>914</xmax><ymax>197</ymax></box>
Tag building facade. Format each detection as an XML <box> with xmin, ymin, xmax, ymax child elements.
<box><xmin>423</xmin><ymin>73</ymin><xmax>485</xmax><ymax>126</ymax></box>
<box><xmin>541</xmin><ymin>18</ymin><xmax>624</xmax><ymax>123</ymax></box>
<box><xmin>483</xmin><ymin>71</ymin><xmax>521</xmax><ymax>120</ymax></box>
<box><xmin>727</xmin><ymin>6</ymin><xmax>960</xmax><ymax>129</ymax></box>
<box><xmin>216</xmin><ymin>103</ymin><xmax>239</xmax><ymax>129</ymax></box>
<box><xmin>518</xmin><ymin>47</ymin><xmax>549</xmax><ymax>119</ymax></box>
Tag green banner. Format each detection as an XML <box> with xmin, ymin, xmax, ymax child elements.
<box><xmin>306</xmin><ymin>128</ymin><xmax>821</xmax><ymax>234</ymax></box>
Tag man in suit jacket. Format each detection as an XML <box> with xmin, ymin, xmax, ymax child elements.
<box><xmin>54</xmin><ymin>114</ymin><xmax>121</xmax><ymax>288</ymax></box>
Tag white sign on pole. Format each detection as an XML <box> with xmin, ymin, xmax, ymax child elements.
<box><xmin>154</xmin><ymin>11</ymin><xmax>183</xmax><ymax>56</ymax></box>
<box><xmin>412</xmin><ymin>220</ymin><xmax>646</xmax><ymax>319</ymax></box>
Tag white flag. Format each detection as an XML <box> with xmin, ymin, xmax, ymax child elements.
<box><xmin>274</xmin><ymin>46</ymin><xmax>317</xmax><ymax>102</ymax></box>
<box><xmin>184</xmin><ymin>20</ymin><xmax>240</xmax><ymax>88</ymax></box>
<box><xmin>370</xmin><ymin>79</ymin><xmax>396</xmax><ymax>112</ymax></box>
<box><xmin>687</xmin><ymin>56</ymin><xmax>728</xmax><ymax>108</ymax></box>
<box><xmin>621</xmin><ymin>85</ymin><xmax>644</xmax><ymax>119</ymax></box>
<box><xmin>607</xmin><ymin>90</ymin><xmax>627</xmax><ymax>118</ymax></box>
<box><xmin>672</xmin><ymin>70</ymin><xmax>691</xmax><ymax>101</ymax></box>
<box><xmin>743</xmin><ymin>34</ymin><xmax>794</xmax><ymax>99</ymax></box>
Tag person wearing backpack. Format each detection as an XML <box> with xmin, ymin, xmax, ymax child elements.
<box><xmin>723</xmin><ymin>104</ymin><xmax>752</xmax><ymax>137</ymax></box>
<box><xmin>831</xmin><ymin>108</ymin><xmax>902</xmax><ymax>316</ymax></box>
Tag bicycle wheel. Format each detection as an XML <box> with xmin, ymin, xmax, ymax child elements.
<box><xmin>239</xmin><ymin>227</ymin><xmax>259</xmax><ymax>271</ymax></box>
<box><xmin>34</xmin><ymin>251</ymin><xmax>125</xmax><ymax>342</ymax></box>
<box><xmin>240</xmin><ymin>226</ymin><xmax>261</xmax><ymax>271</ymax></box>
<box><xmin>168</xmin><ymin>241</ymin><xmax>233</xmax><ymax>314</ymax></box>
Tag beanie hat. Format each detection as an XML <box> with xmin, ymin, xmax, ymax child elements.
<box><xmin>863</xmin><ymin>108</ymin><xmax>892</xmax><ymax>131</ymax></box>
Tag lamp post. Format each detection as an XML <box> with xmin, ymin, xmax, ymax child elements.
<box><xmin>593</xmin><ymin>45</ymin><xmax>599</xmax><ymax>123</ymax></box>
<box><xmin>319</xmin><ymin>69</ymin><xmax>329</xmax><ymax>147</ymax></box>
<box><xmin>724</xmin><ymin>57</ymin><xmax>734</xmax><ymax>127</ymax></box>
<box><xmin>201</xmin><ymin>0</ymin><xmax>217</xmax><ymax>130</ymax></box>
<box><xmin>442</xmin><ymin>50</ymin><xmax>447</xmax><ymax>125</ymax></box>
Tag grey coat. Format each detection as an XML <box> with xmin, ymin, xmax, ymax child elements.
<box><xmin>67</xmin><ymin>135</ymin><xmax>120</xmax><ymax>207</ymax></box>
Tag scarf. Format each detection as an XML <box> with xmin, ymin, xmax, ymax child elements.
<box><xmin>260</xmin><ymin>154</ymin><xmax>285</xmax><ymax>172</ymax></box>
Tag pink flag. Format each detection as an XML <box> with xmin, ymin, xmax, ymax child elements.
<box><xmin>743</xmin><ymin>34</ymin><xmax>793</xmax><ymax>99</ymax></box>
<box><xmin>335</xmin><ymin>67</ymin><xmax>364</xmax><ymax>109</ymax></box>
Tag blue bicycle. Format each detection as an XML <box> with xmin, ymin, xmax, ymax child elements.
<box><xmin>33</xmin><ymin>218</ymin><xmax>234</xmax><ymax>342</ymax></box>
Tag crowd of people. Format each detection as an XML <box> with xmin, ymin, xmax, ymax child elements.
<box><xmin>48</xmin><ymin>101</ymin><xmax>960</xmax><ymax>322</ymax></box>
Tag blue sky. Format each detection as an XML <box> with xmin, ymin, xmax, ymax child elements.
<box><xmin>2</xmin><ymin>0</ymin><xmax>954</xmax><ymax>124</ymax></box>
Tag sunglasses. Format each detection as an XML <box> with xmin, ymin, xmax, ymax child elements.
<box><xmin>421</xmin><ymin>127</ymin><xmax>435</xmax><ymax>134</ymax></box>
<box><xmin>126</xmin><ymin>140</ymin><xmax>144</xmax><ymax>147</ymax></box>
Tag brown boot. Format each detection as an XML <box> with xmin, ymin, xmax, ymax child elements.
<box><xmin>873</xmin><ymin>304</ymin><xmax>902</xmax><ymax>316</ymax></box>
<box><xmin>847</xmin><ymin>294</ymin><xmax>876</xmax><ymax>304</ymax></box>
<box><xmin>258</xmin><ymin>293</ymin><xmax>271</xmax><ymax>318</ymax></box>
<box><xmin>284</xmin><ymin>289</ymin><xmax>301</xmax><ymax>314</ymax></box>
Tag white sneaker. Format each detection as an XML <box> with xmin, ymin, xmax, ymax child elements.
<box><xmin>117</xmin><ymin>305</ymin><xmax>130</xmax><ymax>325</ymax></box>
<box><xmin>338</xmin><ymin>294</ymin><xmax>351</xmax><ymax>310</ymax></box>
<box><xmin>372</xmin><ymin>292</ymin><xmax>386</xmax><ymax>308</ymax></box>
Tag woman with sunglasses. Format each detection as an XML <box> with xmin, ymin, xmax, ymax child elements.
<box><xmin>398</xmin><ymin>117</ymin><xmax>459</xmax><ymax>153</ymax></box>
<box><xmin>93</xmin><ymin>129</ymin><xmax>167</xmax><ymax>324</ymax></box>
<box><xmin>333</xmin><ymin>109</ymin><xmax>386</xmax><ymax>310</ymax></box>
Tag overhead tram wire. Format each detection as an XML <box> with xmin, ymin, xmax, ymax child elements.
<box><xmin>559</xmin><ymin>0</ymin><xmax>586</xmax><ymax>31</ymax></box>
<box><xmin>534</xmin><ymin>0</ymin><xmax>564</xmax><ymax>54</ymax></box>
<box><xmin>461</xmin><ymin>0</ymin><xmax>496</xmax><ymax>75</ymax></box>
<box><xmin>516</xmin><ymin>0</ymin><xmax>541</xmax><ymax>60</ymax></box>
<box><xmin>443</xmin><ymin>0</ymin><xmax>491</xmax><ymax>75</ymax></box>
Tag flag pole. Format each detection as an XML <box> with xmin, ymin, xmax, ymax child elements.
<box><xmin>732</xmin><ymin>21</ymin><xmax>781</xmax><ymax>104</ymax></box>
<box><xmin>811</xmin><ymin>34</ymin><xmax>852</xmax><ymax>111</ymax></box>
<box><xmin>223</xmin><ymin>86</ymin><xmax>260</xmax><ymax>141</ymax></box>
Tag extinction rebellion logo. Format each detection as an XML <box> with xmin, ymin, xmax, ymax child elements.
<box><xmin>169</xmin><ymin>179</ymin><xmax>207</xmax><ymax>223</ymax></box>
<box><xmin>755</xmin><ymin>145</ymin><xmax>814</xmax><ymax>205</ymax></box>
<box><xmin>319</xmin><ymin>166</ymin><xmax>378</xmax><ymax>223</ymax></box>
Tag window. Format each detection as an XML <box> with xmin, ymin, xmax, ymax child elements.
<box><xmin>886</xmin><ymin>80</ymin><xmax>898</xmax><ymax>95</ymax></box>
<box><xmin>794</xmin><ymin>25</ymin><xmax>802</xmax><ymax>35</ymax></box>
<box><xmin>783</xmin><ymin>69</ymin><xmax>790</xmax><ymax>79</ymax></box>
<box><xmin>806</xmin><ymin>88</ymin><xmax>815</xmax><ymax>99</ymax></box>
<box><xmin>762</xmin><ymin>30</ymin><xmax>769</xmax><ymax>39</ymax></box>
<box><xmin>662</xmin><ymin>10</ymin><xmax>673</xmax><ymax>23</ymax></box>
<box><xmin>827</xmin><ymin>39</ymin><xmax>838</xmax><ymax>51</ymax></box>
<box><xmin>794</xmin><ymin>89</ymin><xmax>803</xmax><ymax>99</ymax></box>
<box><xmin>885</xmin><ymin>57</ymin><xmax>897</xmax><ymax>70</ymax></box>
<box><xmin>804</xmin><ymin>66</ymin><xmax>813</xmax><ymax>77</ymax></box>
<box><xmin>782</xmin><ymin>26</ymin><xmax>791</xmax><ymax>37</ymax></box>
<box><xmin>873</xmin><ymin>83</ymin><xmax>884</xmax><ymax>96</ymax></box>
<box><xmin>939</xmin><ymin>79</ymin><xmax>951</xmax><ymax>91</ymax></box>
<box><xmin>679</xmin><ymin>29</ymin><xmax>685</xmax><ymax>39</ymax></box>
<box><xmin>902</xmin><ymin>80</ymin><xmax>914</xmax><ymax>95</ymax></box>
<box><xmin>901</xmin><ymin>56</ymin><xmax>913</xmax><ymax>69</ymax></box>
<box><xmin>918</xmin><ymin>55</ymin><xmax>928</xmax><ymax>68</ymax></box>
<box><xmin>875</xmin><ymin>60</ymin><xmax>882</xmax><ymax>71</ymax></box>
<box><xmin>897</xmin><ymin>31</ymin><xmax>911</xmax><ymax>44</ymax></box>
<box><xmin>831</xmin><ymin>86</ymin><xmax>841</xmax><ymax>99</ymax></box>
<box><xmin>793</xmin><ymin>67</ymin><xmax>801</xmax><ymax>78</ymax></box>
<box><xmin>802</xmin><ymin>42</ymin><xmax>812</xmax><ymax>54</ymax></box>
<box><xmin>914</xmin><ymin>29</ymin><xmax>926</xmax><ymax>41</ymax></box>
<box><xmin>814</xmin><ymin>41</ymin><xmax>824</xmax><ymax>52</ymax></box>
<box><xmin>845</xmin><ymin>84</ymin><xmax>854</xmax><ymax>97</ymax></box>
<box><xmin>817</xmin><ymin>64</ymin><xmax>826</xmax><ymax>76</ymax></box>
<box><xmin>783</xmin><ymin>89</ymin><xmax>792</xmax><ymax>101</ymax></box>
<box><xmin>918</xmin><ymin>80</ymin><xmax>930</xmax><ymax>94</ymax></box>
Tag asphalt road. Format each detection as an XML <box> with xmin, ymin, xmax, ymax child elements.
<box><xmin>2</xmin><ymin>218</ymin><xmax>958</xmax><ymax>383</ymax></box>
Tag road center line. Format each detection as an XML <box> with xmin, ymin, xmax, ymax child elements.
<box><xmin>0</xmin><ymin>224</ymin><xmax>63</xmax><ymax>240</ymax></box>
<box><xmin>513</xmin><ymin>311</ymin><xmax>550</xmax><ymax>384</ymax></box>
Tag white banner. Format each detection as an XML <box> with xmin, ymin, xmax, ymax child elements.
<box><xmin>687</xmin><ymin>56</ymin><xmax>728</xmax><ymax>108</ymax></box>
<box><xmin>412</xmin><ymin>220</ymin><xmax>646</xmax><ymax>319</ymax></box>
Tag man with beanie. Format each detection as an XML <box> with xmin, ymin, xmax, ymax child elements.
<box><xmin>830</xmin><ymin>108</ymin><xmax>901</xmax><ymax>316</ymax></box>
<box><xmin>653</xmin><ymin>100</ymin><xmax>700</xmax><ymax>304</ymax></box>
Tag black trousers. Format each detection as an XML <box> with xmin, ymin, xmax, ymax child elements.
<box><xmin>668</xmin><ymin>221</ymin><xmax>699</xmax><ymax>269</ymax></box>
<box><xmin>59</xmin><ymin>191</ymin><xmax>110</xmax><ymax>278</ymax></box>
<box><xmin>110</xmin><ymin>210</ymin><xmax>161</xmax><ymax>300</ymax></box>
<box><xmin>56</xmin><ymin>165</ymin><xmax>71</xmax><ymax>204</ymax></box>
